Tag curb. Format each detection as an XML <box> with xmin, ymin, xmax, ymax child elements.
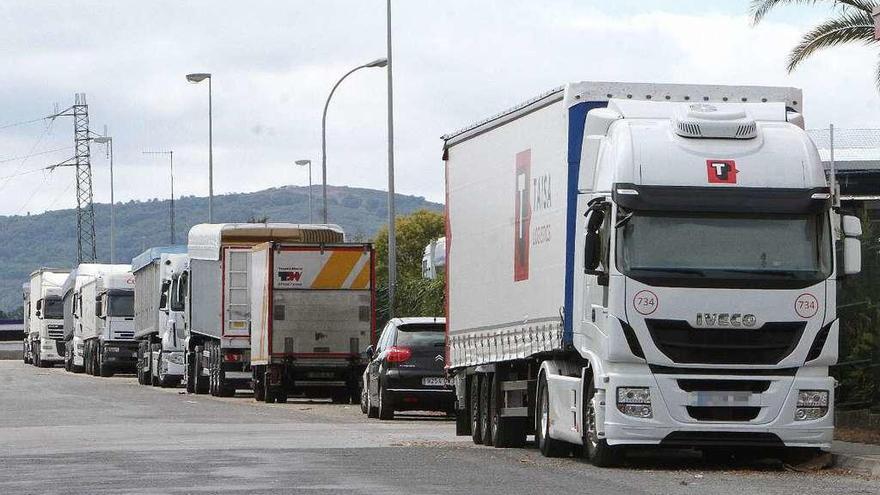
<box><xmin>833</xmin><ymin>452</ymin><xmax>880</xmax><ymax>477</ymax></box>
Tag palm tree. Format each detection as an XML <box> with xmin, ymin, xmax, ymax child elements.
<box><xmin>750</xmin><ymin>0</ymin><xmax>880</xmax><ymax>86</ymax></box>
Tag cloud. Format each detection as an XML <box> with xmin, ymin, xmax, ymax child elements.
<box><xmin>0</xmin><ymin>1</ymin><xmax>878</xmax><ymax>217</ymax></box>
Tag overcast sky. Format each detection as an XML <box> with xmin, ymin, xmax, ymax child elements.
<box><xmin>0</xmin><ymin>0</ymin><xmax>878</xmax><ymax>216</ymax></box>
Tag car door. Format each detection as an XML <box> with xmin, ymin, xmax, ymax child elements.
<box><xmin>369</xmin><ymin>323</ymin><xmax>394</xmax><ymax>401</ymax></box>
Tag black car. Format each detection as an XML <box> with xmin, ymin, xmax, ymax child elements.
<box><xmin>361</xmin><ymin>317</ymin><xmax>452</xmax><ymax>420</ymax></box>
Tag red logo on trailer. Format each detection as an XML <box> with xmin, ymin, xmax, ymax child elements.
<box><xmin>279</xmin><ymin>270</ymin><xmax>303</xmax><ymax>282</ymax></box>
<box><xmin>514</xmin><ymin>150</ymin><xmax>531</xmax><ymax>281</ymax></box>
<box><xmin>706</xmin><ymin>160</ymin><xmax>738</xmax><ymax>184</ymax></box>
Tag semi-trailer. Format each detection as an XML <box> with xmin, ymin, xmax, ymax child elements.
<box><xmin>78</xmin><ymin>267</ymin><xmax>136</xmax><ymax>377</ymax></box>
<box><xmin>131</xmin><ymin>246</ymin><xmax>188</xmax><ymax>387</ymax></box>
<box><xmin>442</xmin><ymin>81</ymin><xmax>862</xmax><ymax>466</ymax></box>
<box><xmin>27</xmin><ymin>268</ymin><xmax>70</xmax><ymax>367</ymax></box>
<box><xmin>183</xmin><ymin>223</ymin><xmax>346</xmax><ymax>397</ymax></box>
<box><xmin>249</xmin><ymin>240</ymin><xmax>375</xmax><ymax>403</ymax></box>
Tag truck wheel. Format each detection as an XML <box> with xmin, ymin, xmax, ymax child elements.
<box><xmin>490</xmin><ymin>373</ymin><xmax>526</xmax><ymax>448</ymax></box>
<box><xmin>583</xmin><ymin>376</ymin><xmax>621</xmax><ymax>467</ymax></box>
<box><xmin>99</xmin><ymin>345</ymin><xmax>113</xmax><ymax>378</ymax></box>
<box><xmin>479</xmin><ymin>373</ymin><xmax>493</xmax><ymax>446</ymax></box>
<box><xmin>536</xmin><ymin>375</ymin><xmax>568</xmax><ymax>458</ymax></box>
<box><xmin>378</xmin><ymin>384</ymin><xmax>394</xmax><ymax>420</ymax></box>
<box><xmin>185</xmin><ymin>351</ymin><xmax>196</xmax><ymax>394</ymax></box>
<box><xmin>253</xmin><ymin>369</ymin><xmax>265</xmax><ymax>402</ymax></box>
<box><xmin>207</xmin><ymin>343</ymin><xmax>216</xmax><ymax>396</ymax></box>
<box><xmin>469</xmin><ymin>375</ymin><xmax>482</xmax><ymax>444</ymax></box>
<box><xmin>137</xmin><ymin>343</ymin><xmax>147</xmax><ymax>385</ymax></box>
<box><xmin>194</xmin><ymin>346</ymin><xmax>209</xmax><ymax>394</ymax></box>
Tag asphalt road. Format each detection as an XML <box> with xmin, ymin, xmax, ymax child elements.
<box><xmin>0</xmin><ymin>360</ymin><xmax>877</xmax><ymax>495</ymax></box>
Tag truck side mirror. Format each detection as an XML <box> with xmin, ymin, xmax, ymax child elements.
<box><xmin>35</xmin><ymin>310</ymin><xmax>41</xmax><ymax>318</ymax></box>
<box><xmin>842</xmin><ymin>215</ymin><xmax>862</xmax><ymax>276</ymax></box>
<box><xmin>583</xmin><ymin>206</ymin><xmax>605</xmax><ymax>274</ymax></box>
<box><xmin>365</xmin><ymin>345</ymin><xmax>374</xmax><ymax>360</ymax></box>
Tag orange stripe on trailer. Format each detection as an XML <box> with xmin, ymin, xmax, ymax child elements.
<box><xmin>350</xmin><ymin>261</ymin><xmax>371</xmax><ymax>289</ymax></box>
<box><xmin>312</xmin><ymin>251</ymin><xmax>362</xmax><ymax>288</ymax></box>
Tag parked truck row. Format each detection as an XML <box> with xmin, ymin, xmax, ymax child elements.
<box><xmin>17</xmin><ymin>80</ymin><xmax>862</xmax><ymax>467</ymax></box>
<box><xmin>22</xmin><ymin>223</ymin><xmax>377</xmax><ymax>405</ymax></box>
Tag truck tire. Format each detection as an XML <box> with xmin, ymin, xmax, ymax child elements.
<box><xmin>490</xmin><ymin>373</ymin><xmax>526</xmax><ymax>448</ymax></box>
<box><xmin>98</xmin><ymin>344</ymin><xmax>113</xmax><ymax>378</ymax></box>
<box><xmin>469</xmin><ymin>375</ymin><xmax>482</xmax><ymax>444</ymax></box>
<box><xmin>377</xmin><ymin>384</ymin><xmax>394</xmax><ymax>420</ymax></box>
<box><xmin>193</xmin><ymin>346</ymin><xmax>209</xmax><ymax>394</ymax></box>
<box><xmin>208</xmin><ymin>342</ymin><xmax>217</xmax><ymax>396</ymax></box>
<box><xmin>136</xmin><ymin>342</ymin><xmax>147</xmax><ymax>385</ymax></box>
<box><xmin>583</xmin><ymin>376</ymin><xmax>621</xmax><ymax>467</ymax></box>
<box><xmin>157</xmin><ymin>354</ymin><xmax>176</xmax><ymax>388</ymax></box>
<box><xmin>479</xmin><ymin>373</ymin><xmax>493</xmax><ymax>446</ymax></box>
<box><xmin>185</xmin><ymin>351</ymin><xmax>196</xmax><ymax>394</ymax></box>
<box><xmin>253</xmin><ymin>368</ymin><xmax>266</xmax><ymax>402</ymax></box>
<box><xmin>536</xmin><ymin>375</ymin><xmax>569</xmax><ymax>458</ymax></box>
<box><xmin>360</xmin><ymin>381</ymin><xmax>369</xmax><ymax>414</ymax></box>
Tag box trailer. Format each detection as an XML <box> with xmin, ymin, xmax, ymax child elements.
<box><xmin>27</xmin><ymin>268</ymin><xmax>70</xmax><ymax>367</ymax></box>
<box><xmin>77</xmin><ymin>267</ymin><xmax>136</xmax><ymax>377</ymax></box>
<box><xmin>183</xmin><ymin>223</ymin><xmax>346</xmax><ymax>397</ymax></box>
<box><xmin>249</xmin><ymin>241</ymin><xmax>375</xmax><ymax>403</ymax></box>
<box><xmin>442</xmin><ymin>81</ymin><xmax>862</xmax><ymax>465</ymax></box>
<box><xmin>131</xmin><ymin>246</ymin><xmax>188</xmax><ymax>387</ymax></box>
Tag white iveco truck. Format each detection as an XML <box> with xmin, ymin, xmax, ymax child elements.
<box><xmin>78</xmin><ymin>267</ymin><xmax>136</xmax><ymax>377</ymax></box>
<box><xmin>62</xmin><ymin>264</ymin><xmax>124</xmax><ymax>373</ymax></box>
<box><xmin>132</xmin><ymin>246</ymin><xmax>188</xmax><ymax>387</ymax></box>
<box><xmin>443</xmin><ymin>82</ymin><xmax>862</xmax><ymax>466</ymax></box>
<box><xmin>184</xmin><ymin>223</ymin><xmax>345</xmax><ymax>397</ymax></box>
<box><xmin>26</xmin><ymin>268</ymin><xmax>70</xmax><ymax>367</ymax></box>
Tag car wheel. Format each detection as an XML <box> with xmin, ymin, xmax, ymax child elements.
<box><xmin>360</xmin><ymin>380</ymin><xmax>369</xmax><ymax>414</ymax></box>
<box><xmin>536</xmin><ymin>374</ymin><xmax>568</xmax><ymax>458</ymax></box>
<box><xmin>367</xmin><ymin>381</ymin><xmax>379</xmax><ymax>418</ymax></box>
<box><xmin>378</xmin><ymin>384</ymin><xmax>394</xmax><ymax>420</ymax></box>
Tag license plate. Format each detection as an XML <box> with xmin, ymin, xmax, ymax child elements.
<box><xmin>422</xmin><ymin>377</ymin><xmax>449</xmax><ymax>387</ymax></box>
<box><xmin>691</xmin><ymin>391</ymin><xmax>752</xmax><ymax>407</ymax></box>
<box><xmin>307</xmin><ymin>371</ymin><xmax>335</xmax><ymax>379</ymax></box>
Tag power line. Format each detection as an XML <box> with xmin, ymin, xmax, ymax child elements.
<box><xmin>0</xmin><ymin>118</ymin><xmax>56</xmax><ymax>193</ymax></box>
<box><xmin>0</xmin><ymin>116</ymin><xmax>48</xmax><ymax>131</ymax></box>
<box><xmin>0</xmin><ymin>146</ymin><xmax>72</xmax><ymax>165</ymax></box>
<box><xmin>0</xmin><ymin>167</ymin><xmax>48</xmax><ymax>181</ymax></box>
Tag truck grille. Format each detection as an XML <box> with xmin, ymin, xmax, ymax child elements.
<box><xmin>113</xmin><ymin>331</ymin><xmax>135</xmax><ymax>340</ymax></box>
<box><xmin>47</xmin><ymin>329</ymin><xmax>64</xmax><ymax>340</ymax></box>
<box><xmin>645</xmin><ymin>319</ymin><xmax>805</xmax><ymax>365</ymax></box>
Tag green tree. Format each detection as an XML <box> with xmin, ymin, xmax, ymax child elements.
<box><xmin>750</xmin><ymin>1</ymin><xmax>880</xmax><ymax>86</ymax></box>
<box><xmin>373</xmin><ymin>209</ymin><xmax>445</xmax><ymax>324</ymax></box>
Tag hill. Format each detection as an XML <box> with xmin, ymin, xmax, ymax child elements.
<box><xmin>0</xmin><ymin>185</ymin><xmax>442</xmax><ymax>312</ymax></box>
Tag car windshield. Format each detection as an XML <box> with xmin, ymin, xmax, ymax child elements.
<box><xmin>395</xmin><ymin>323</ymin><xmax>445</xmax><ymax>348</ymax></box>
<box><xmin>107</xmin><ymin>292</ymin><xmax>134</xmax><ymax>317</ymax></box>
<box><xmin>617</xmin><ymin>211</ymin><xmax>832</xmax><ymax>286</ymax></box>
<box><xmin>43</xmin><ymin>297</ymin><xmax>63</xmax><ymax>319</ymax></box>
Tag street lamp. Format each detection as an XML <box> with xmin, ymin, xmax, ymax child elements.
<box><xmin>92</xmin><ymin>135</ymin><xmax>115</xmax><ymax>263</ymax></box>
<box><xmin>321</xmin><ymin>57</ymin><xmax>387</xmax><ymax>224</ymax></box>
<box><xmin>295</xmin><ymin>159</ymin><xmax>313</xmax><ymax>223</ymax></box>
<box><xmin>186</xmin><ymin>72</ymin><xmax>213</xmax><ymax>223</ymax></box>
<box><xmin>143</xmin><ymin>150</ymin><xmax>175</xmax><ymax>244</ymax></box>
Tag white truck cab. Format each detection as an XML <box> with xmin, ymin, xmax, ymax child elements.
<box><xmin>443</xmin><ymin>82</ymin><xmax>862</xmax><ymax>466</ymax></box>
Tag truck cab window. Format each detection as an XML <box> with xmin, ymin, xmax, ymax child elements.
<box><xmin>159</xmin><ymin>280</ymin><xmax>170</xmax><ymax>310</ymax></box>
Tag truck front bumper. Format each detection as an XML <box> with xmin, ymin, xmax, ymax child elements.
<box><xmin>102</xmin><ymin>341</ymin><xmax>139</xmax><ymax>369</ymax></box>
<box><xmin>39</xmin><ymin>339</ymin><xmax>64</xmax><ymax>362</ymax></box>
<box><xmin>601</xmin><ymin>366</ymin><xmax>834</xmax><ymax>450</ymax></box>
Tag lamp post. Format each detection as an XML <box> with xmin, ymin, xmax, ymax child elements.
<box><xmin>385</xmin><ymin>0</ymin><xmax>398</xmax><ymax>316</ymax></box>
<box><xmin>92</xmin><ymin>136</ymin><xmax>114</xmax><ymax>263</ymax></box>
<box><xmin>143</xmin><ymin>150</ymin><xmax>175</xmax><ymax>244</ymax></box>
<box><xmin>295</xmin><ymin>159</ymin><xmax>313</xmax><ymax>223</ymax></box>
<box><xmin>186</xmin><ymin>72</ymin><xmax>213</xmax><ymax>223</ymax></box>
<box><xmin>321</xmin><ymin>57</ymin><xmax>387</xmax><ymax>223</ymax></box>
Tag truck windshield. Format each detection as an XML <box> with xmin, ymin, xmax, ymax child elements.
<box><xmin>617</xmin><ymin>211</ymin><xmax>832</xmax><ymax>288</ymax></box>
<box><xmin>43</xmin><ymin>297</ymin><xmax>63</xmax><ymax>319</ymax></box>
<box><xmin>107</xmin><ymin>292</ymin><xmax>134</xmax><ymax>317</ymax></box>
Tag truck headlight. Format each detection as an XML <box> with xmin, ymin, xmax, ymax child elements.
<box><xmin>617</xmin><ymin>387</ymin><xmax>652</xmax><ymax>418</ymax></box>
<box><xmin>795</xmin><ymin>390</ymin><xmax>828</xmax><ymax>421</ymax></box>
